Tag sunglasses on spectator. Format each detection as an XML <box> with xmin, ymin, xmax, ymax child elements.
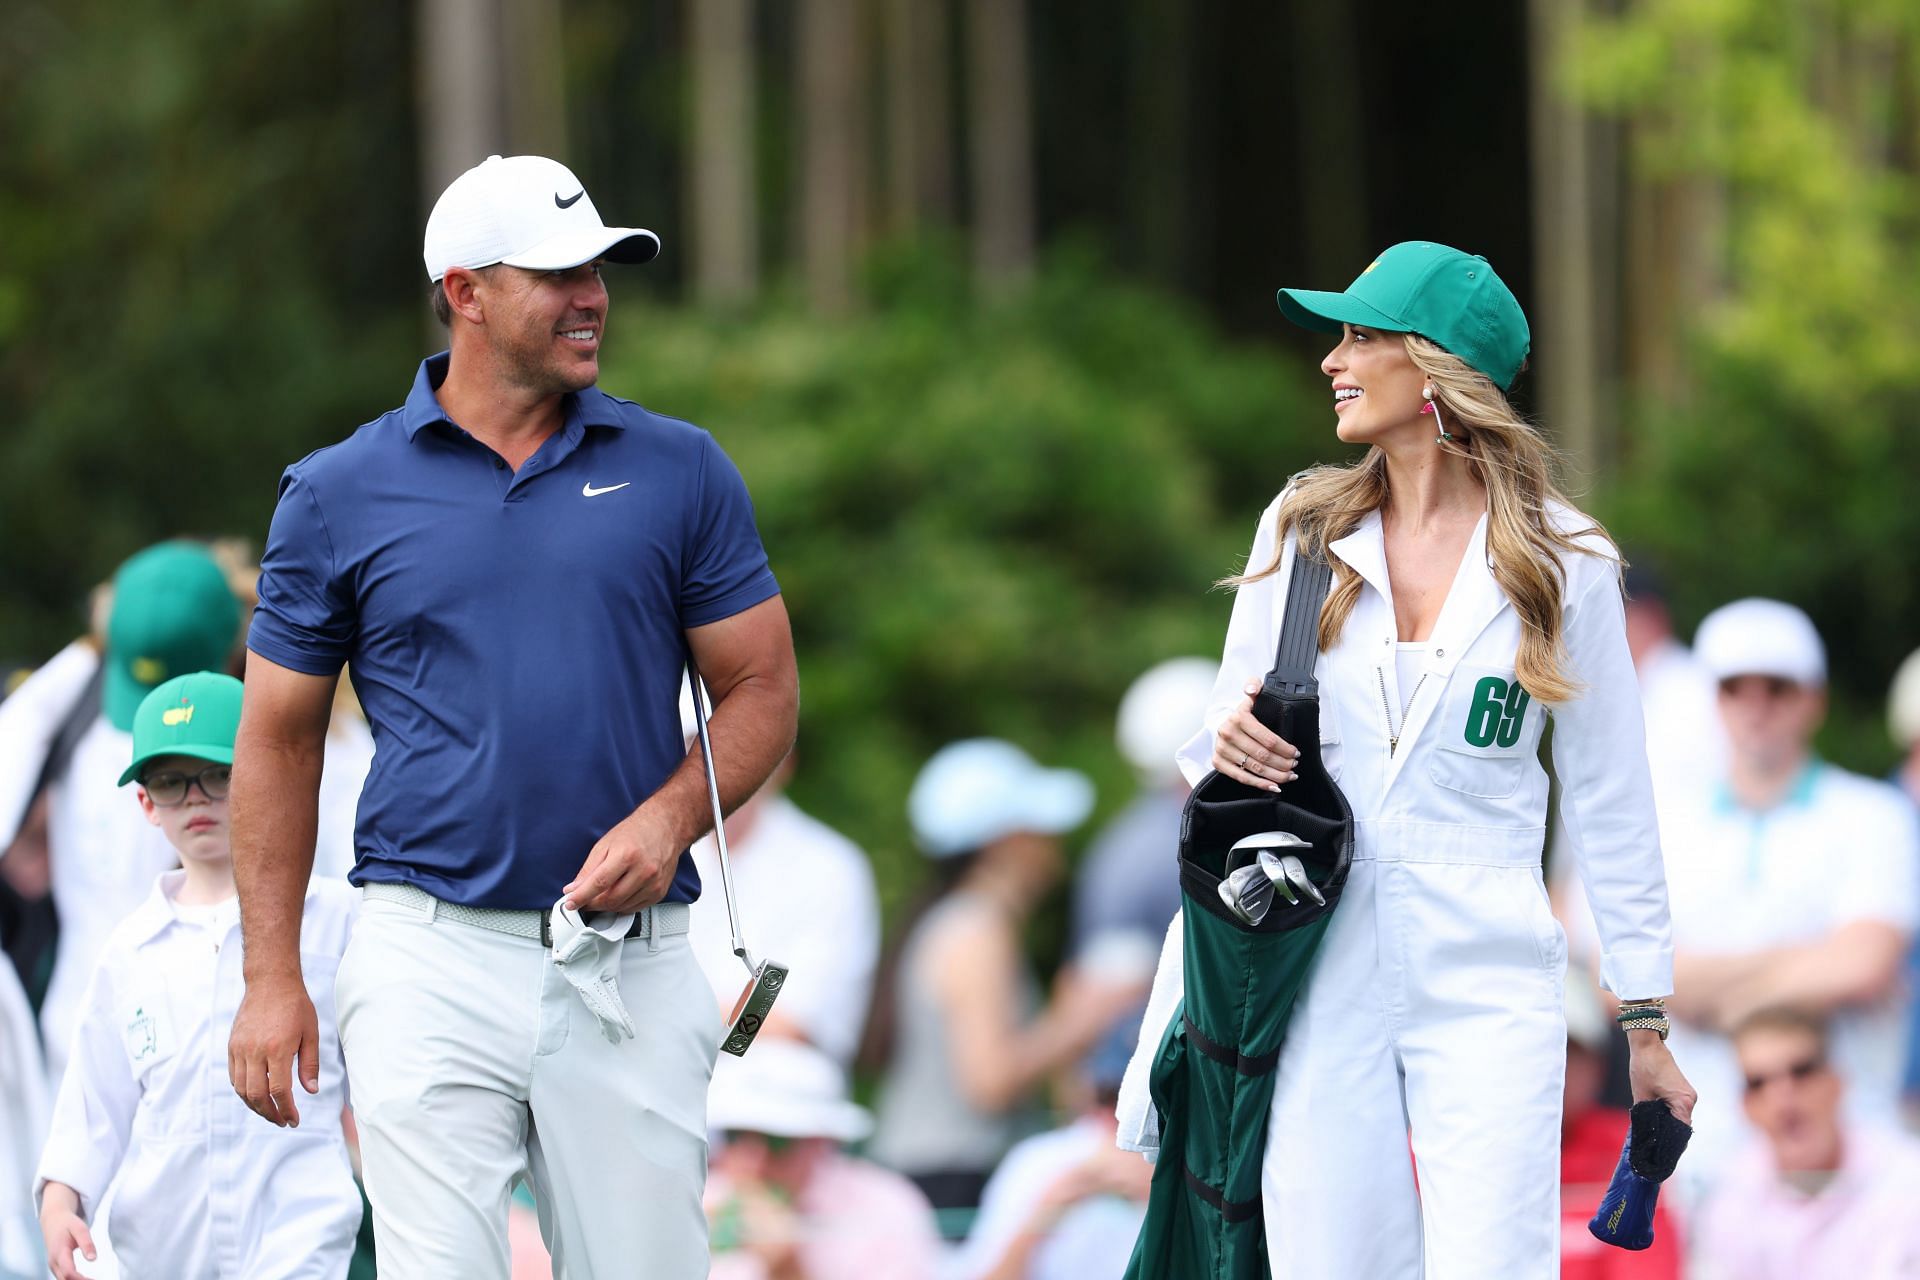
<box><xmin>140</xmin><ymin>764</ymin><xmax>233</xmax><ymax>806</ymax></box>
<box><xmin>1743</xmin><ymin>1055</ymin><xmax>1825</xmax><ymax>1094</ymax></box>
<box><xmin>1717</xmin><ymin>676</ymin><xmax>1799</xmax><ymax>700</ymax></box>
<box><xmin>723</xmin><ymin>1131</ymin><xmax>797</xmax><ymax>1154</ymax></box>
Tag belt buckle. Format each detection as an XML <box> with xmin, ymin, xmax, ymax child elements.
<box><xmin>540</xmin><ymin>910</ymin><xmax>553</xmax><ymax>948</ymax></box>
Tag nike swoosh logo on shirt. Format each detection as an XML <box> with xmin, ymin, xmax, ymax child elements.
<box><xmin>582</xmin><ymin>481</ymin><xmax>631</xmax><ymax>497</ymax></box>
<box><xmin>555</xmin><ymin>190</ymin><xmax>584</xmax><ymax>209</ymax></box>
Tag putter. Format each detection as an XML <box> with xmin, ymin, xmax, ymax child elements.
<box><xmin>687</xmin><ymin>662</ymin><xmax>789</xmax><ymax>1057</ymax></box>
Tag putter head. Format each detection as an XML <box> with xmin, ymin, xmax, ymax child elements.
<box><xmin>1218</xmin><ymin>863</ymin><xmax>1276</xmax><ymax>926</ymax></box>
<box><xmin>719</xmin><ymin>958</ymin><xmax>789</xmax><ymax>1057</ymax></box>
<box><xmin>1257</xmin><ymin>850</ymin><xmax>1326</xmax><ymax>908</ymax></box>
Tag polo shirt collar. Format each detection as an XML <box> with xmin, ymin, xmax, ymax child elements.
<box><xmin>402</xmin><ymin>353</ymin><xmax>630</xmax><ymax>441</ymax></box>
<box><xmin>1711</xmin><ymin>758</ymin><xmax>1823</xmax><ymax>817</ymax></box>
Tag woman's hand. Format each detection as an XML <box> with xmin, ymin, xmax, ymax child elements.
<box><xmin>1210</xmin><ymin>681</ymin><xmax>1300</xmax><ymax>792</ymax></box>
<box><xmin>1625</xmin><ymin>1029</ymin><xmax>1697</xmax><ymax>1126</ymax></box>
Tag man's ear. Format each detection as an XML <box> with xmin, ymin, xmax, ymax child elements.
<box><xmin>442</xmin><ymin>267</ymin><xmax>490</xmax><ymax>326</ymax></box>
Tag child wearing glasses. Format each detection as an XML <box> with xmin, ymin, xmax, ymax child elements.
<box><xmin>34</xmin><ymin>672</ymin><xmax>362</xmax><ymax>1280</ymax></box>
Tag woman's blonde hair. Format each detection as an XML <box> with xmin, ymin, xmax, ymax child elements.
<box><xmin>1234</xmin><ymin>334</ymin><xmax>1614</xmax><ymax>703</ymax></box>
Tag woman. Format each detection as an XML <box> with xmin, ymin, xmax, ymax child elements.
<box><xmin>868</xmin><ymin>739</ymin><xmax>1136</xmax><ymax>1214</ymax></box>
<box><xmin>1165</xmin><ymin>242</ymin><xmax>1694</xmax><ymax>1276</ymax></box>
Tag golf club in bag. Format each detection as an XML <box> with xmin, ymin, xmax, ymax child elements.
<box><xmin>687</xmin><ymin>661</ymin><xmax>789</xmax><ymax>1057</ymax></box>
<box><xmin>1127</xmin><ymin>541</ymin><xmax>1355</xmax><ymax>1280</ymax></box>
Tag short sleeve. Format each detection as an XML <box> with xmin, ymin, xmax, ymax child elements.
<box><xmin>248</xmin><ymin>468</ymin><xmax>356</xmax><ymax>674</ymax></box>
<box><xmin>680</xmin><ymin>435</ymin><xmax>779</xmax><ymax>628</ymax></box>
<box><xmin>1830</xmin><ymin>786</ymin><xmax>1920</xmax><ymax>932</ymax></box>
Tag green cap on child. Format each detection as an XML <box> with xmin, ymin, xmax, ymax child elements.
<box><xmin>119</xmin><ymin>671</ymin><xmax>244</xmax><ymax>787</ymax></box>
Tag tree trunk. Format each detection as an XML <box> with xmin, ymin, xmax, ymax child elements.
<box><xmin>689</xmin><ymin>0</ymin><xmax>758</xmax><ymax>305</ymax></box>
<box><xmin>883</xmin><ymin>0</ymin><xmax>955</xmax><ymax>233</ymax></box>
<box><xmin>797</xmin><ymin>0</ymin><xmax>864</xmax><ymax>314</ymax></box>
<box><xmin>1289</xmin><ymin>0</ymin><xmax>1366</xmax><ymax>277</ymax></box>
<box><xmin>1128</xmin><ymin>0</ymin><xmax>1191</xmax><ymax>287</ymax></box>
<box><xmin>1526</xmin><ymin>0</ymin><xmax>1608</xmax><ymax>472</ymax></box>
<box><xmin>417</xmin><ymin>0</ymin><xmax>509</xmax><ymax>206</ymax></box>
<box><xmin>967</xmin><ymin>0</ymin><xmax>1036</xmax><ymax>290</ymax></box>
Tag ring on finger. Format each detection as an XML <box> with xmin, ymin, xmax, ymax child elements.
<box><xmin>1238</xmin><ymin>752</ymin><xmax>1249</xmax><ymax>769</ymax></box>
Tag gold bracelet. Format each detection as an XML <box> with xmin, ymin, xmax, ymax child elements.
<box><xmin>1618</xmin><ymin>1014</ymin><xmax>1670</xmax><ymax>1042</ymax></box>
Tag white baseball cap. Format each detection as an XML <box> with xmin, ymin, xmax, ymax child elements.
<box><xmin>909</xmin><ymin>738</ymin><xmax>1095</xmax><ymax>858</ymax></box>
<box><xmin>1693</xmin><ymin>598</ymin><xmax>1826</xmax><ymax>685</ymax></box>
<box><xmin>1888</xmin><ymin>648</ymin><xmax>1920</xmax><ymax>747</ymax></box>
<box><xmin>707</xmin><ymin>1040</ymin><xmax>872</xmax><ymax>1144</ymax></box>
<box><xmin>1117</xmin><ymin>657</ymin><xmax>1216</xmax><ymax>782</ymax></box>
<box><xmin>422</xmin><ymin>154</ymin><xmax>660</xmax><ymax>282</ymax></box>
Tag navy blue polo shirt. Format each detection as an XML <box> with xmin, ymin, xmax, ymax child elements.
<box><xmin>248</xmin><ymin>354</ymin><xmax>780</xmax><ymax>908</ymax></box>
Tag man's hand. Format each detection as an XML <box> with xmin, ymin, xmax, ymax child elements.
<box><xmin>565</xmin><ymin>807</ymin><xmax>681</xmax><ymax>914</ymax></box>
<box><xmin>39</xmin><ymin>1182</ymin><xmax>97</xmax><ymax>1280</ymax></box>
<box><xmin>228</xmin><ymin>972</ymin><xmax>320</xmax><ymax>1128</ymax></box>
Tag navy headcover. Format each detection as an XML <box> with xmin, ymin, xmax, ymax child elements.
<box><xmin>1588</xmin><ymin>1102</ymin><xmax>1693</xmax><ymax>1251</ymax></box>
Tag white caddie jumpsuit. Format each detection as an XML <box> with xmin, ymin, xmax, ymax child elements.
<box><xmin>1120</xmin><ymin>493</ymin><xmax>1674</xmax><ymax>1279</ymax></box>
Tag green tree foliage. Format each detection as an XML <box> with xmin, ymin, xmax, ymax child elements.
<box><xmin>601</xmin><ymin>246</ymin><xmax>1327</xmax><ymax>911</ymax></box>
<box><xmin>0</xmin><ymin>0</ymin><xmax>421</xmax><ymax>659</ymax></box>
<box><xmin>1569</xmin><ymin>0</ymin><xmax>1920</xmax><ymax>766</ymax></box>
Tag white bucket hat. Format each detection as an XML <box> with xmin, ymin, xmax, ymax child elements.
<box><xmin>909</xmin><ymin>738</ymin><xmax>1094</xmax><ymax>858</ymax></box>
<box><xmin>423</xmin><ymin>154</ymin><xmax>660</xmax><ymax>282</ymax></box>
<box><xmin>1889</xmin><ymin>648</ymin><xmax>1920</xmax><ymax>748</ymax></box>
<box><xmin>707</xmin><ymin>1040</ymin><xmax>872</xmax><ymax>1144</ymax></box>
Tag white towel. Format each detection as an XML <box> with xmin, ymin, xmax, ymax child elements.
<box><xmin>1114</xmin><ymin>909</ymin><xmax>1186</xmax><ymax>1161</ymax></box>
<box><xmin>548</xmin><ymin>902</ymin><xmax>639</xmax><ymax>1043</ymax></box>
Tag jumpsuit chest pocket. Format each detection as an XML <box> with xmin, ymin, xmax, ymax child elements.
<box><xmin>1429</xmin><ymin>666</ymin><xmax>1540</xmax><ymax>799</ymax></box>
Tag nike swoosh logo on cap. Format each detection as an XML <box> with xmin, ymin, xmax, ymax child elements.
<box><xmin>555</xmin><ymin>190</ymin><xmax>584</xmax><ymax>209</ymax></box>
<box><xmin>582</xmin><ymin>481</ymin><xmax>631</xmax><ymax>497</ymax></box>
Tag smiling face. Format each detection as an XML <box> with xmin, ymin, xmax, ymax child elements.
<box><xmin>456</xmin><ymin>261</ymin><xmax>609</xmax><ymax>396</ymax></box>
<box><xmin>1321</xmin><ymin>324</ymin><xmax>1430</xmax><ymax>446</ymax></box>
<box><xmin>1737</xmin><ymin>1021</ymin><xmax>1842</xmax><ymax>1172</ymax></box>
<box><xmin>135</xmin><ymin>752</ymin><xmax>232</xmax><ymax>868</ymax></box>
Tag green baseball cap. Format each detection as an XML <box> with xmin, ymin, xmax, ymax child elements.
<box><xmin>119</xmin><ymin>671</ymin><xmax>244</xmax><ymax>786</ymax></box>
<box><xmin>103</xmin><ymin>542</ymin><xmax>241</xmax><ymax>732</ymax></box>
<box><xmin>1276</xmin><ymin>241</ymin><xmax>1531</xmax><ymax>391</ymax></box>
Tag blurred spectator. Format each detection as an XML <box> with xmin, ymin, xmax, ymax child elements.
<box><xmin>0</xmin><ymin>945</ymin><xmax>48</xmax><ymax>1279</ymax></box>
<box><xmin>1692</xmin><ymin>1008</ymin><xmax>1920</xmax><ymax>1280</ymax></box>
<box><xmin>706</xmin><ymin>1040</ymin><xmax>941</xmax><ymax>1280</ymax></box>
<box><xmin>1663</xmin><ymin>600</ymin><xmax>1918</xmax><ymax>1198</ymax></box>
<box><xmin>949</xmin><ymin>1013</ymin><xmax>1151</xmax><ymax>1280</ymax></box>
<box><xmin>1559</xmin><ymin>983</ymin><xmax>1682</xmax><ymax>1279</ymax></box>
<box><xmin>1065</xmin><ymin>658</ymin><xmax>1212</xmax><ymax>993</ymax></box>
<box><xmin>1887</xmin><ymin>647</ymin><xmax>1920</xmax><ymax>1115</ymax></box>
<box><xmin>0</xmin><ymin>542</ymin><xmax>239</xmax><ymax>1089</ymax></box>
<box><xmin>690</xmin><ymin>751</ymin><xmax>880</xmax><ymax>1069</ymax></box>
<box><xmin>1621</xmin><ymin>563</ymin><xmax>1724</xmax><ymax>809</ymax></box>
<box><xmin>868</xmin><ymin>739</ymin><xmax>1132</xmax><ymax>1213</ymax></box>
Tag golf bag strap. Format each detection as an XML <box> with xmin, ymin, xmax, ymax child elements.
<box><xmin>1269</xmin><ymin>542</ymin><xmax>1333</xmax><ymax>694</ymax></box>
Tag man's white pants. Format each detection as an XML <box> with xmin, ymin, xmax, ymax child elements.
<box><xmin>335</xmin><ymin>890</ymin><xmax>721</xmax><ymax>1279</ymax></box>
<box><xmin>1261</xmin><ymin>840</ymin><xmax>1568</xmax><ymax>1278</ymax></box>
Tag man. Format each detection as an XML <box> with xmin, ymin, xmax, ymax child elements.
<box><xmin>0</xmin><ymin>541</ymin><xmax>240</xmax><ymax>1088</ymax></box>
<box><xmin>227</xmin><ymin>154</ymin><xmax>798</xmax><ymax>1278</ymax></box>
<box><xmin>1662</xmin><ymin>599</ymin><xmax>1917</xmax><ymax>1199</ymax></box>
<box><xmin>1692</xmin><ymin>1008</ymin><xmax>1920</xmax><ymax>1279</ymax></box>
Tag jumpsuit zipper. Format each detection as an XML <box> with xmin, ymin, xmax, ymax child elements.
<box><xmin>1377</xmin><ymin>665</ymin><xmax>1428</xmax><ymax>757</ymax></box>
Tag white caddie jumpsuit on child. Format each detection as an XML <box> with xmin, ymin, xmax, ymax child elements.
<box><xmin>1119</xmin><ymin>493</ymin><xmax>1674</xmax><ymax>1280</ymax></box>
<box><xmin>35</xmin><ymin>873</ymin><xmax>363</xmax><ymax>1279</ymax></box>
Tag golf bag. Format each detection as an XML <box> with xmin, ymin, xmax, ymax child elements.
<box><xmin>1125</xmin><ymin>541</ymin><xmax>1354</xmax><ymax>1280</ymax></box>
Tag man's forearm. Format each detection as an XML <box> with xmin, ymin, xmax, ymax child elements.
<box><xmin>230</xmin><ymin>729</ymin><xmax>324</xmax><ymax>982</ymax></box>
<box><xmin>648</xmin><ymin>671</ymin><xmax>799</xmax><ymax>850</ymax></box>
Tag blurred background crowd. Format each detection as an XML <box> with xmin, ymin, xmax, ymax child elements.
<box><xmin>7</xmin><ymin>0</ymin><xmax>1920</xmax><ymax>1277</ymax></box>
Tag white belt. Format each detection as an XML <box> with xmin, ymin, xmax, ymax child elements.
<box><xmin>362</xmin><ymin>882</ymin><xmax>690</xmax><ymax>948</ymax></box>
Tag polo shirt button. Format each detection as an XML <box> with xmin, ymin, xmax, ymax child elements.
<box><xmin>494</xmin><ymin>457</ymin><xmax>506</xmax><ymax>470</ymax></box>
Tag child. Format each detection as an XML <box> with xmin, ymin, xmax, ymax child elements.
<box><xmin>35</xmin><ymin>671</ymin><xmax>362</xmax><ymax>1279</ymax></box>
